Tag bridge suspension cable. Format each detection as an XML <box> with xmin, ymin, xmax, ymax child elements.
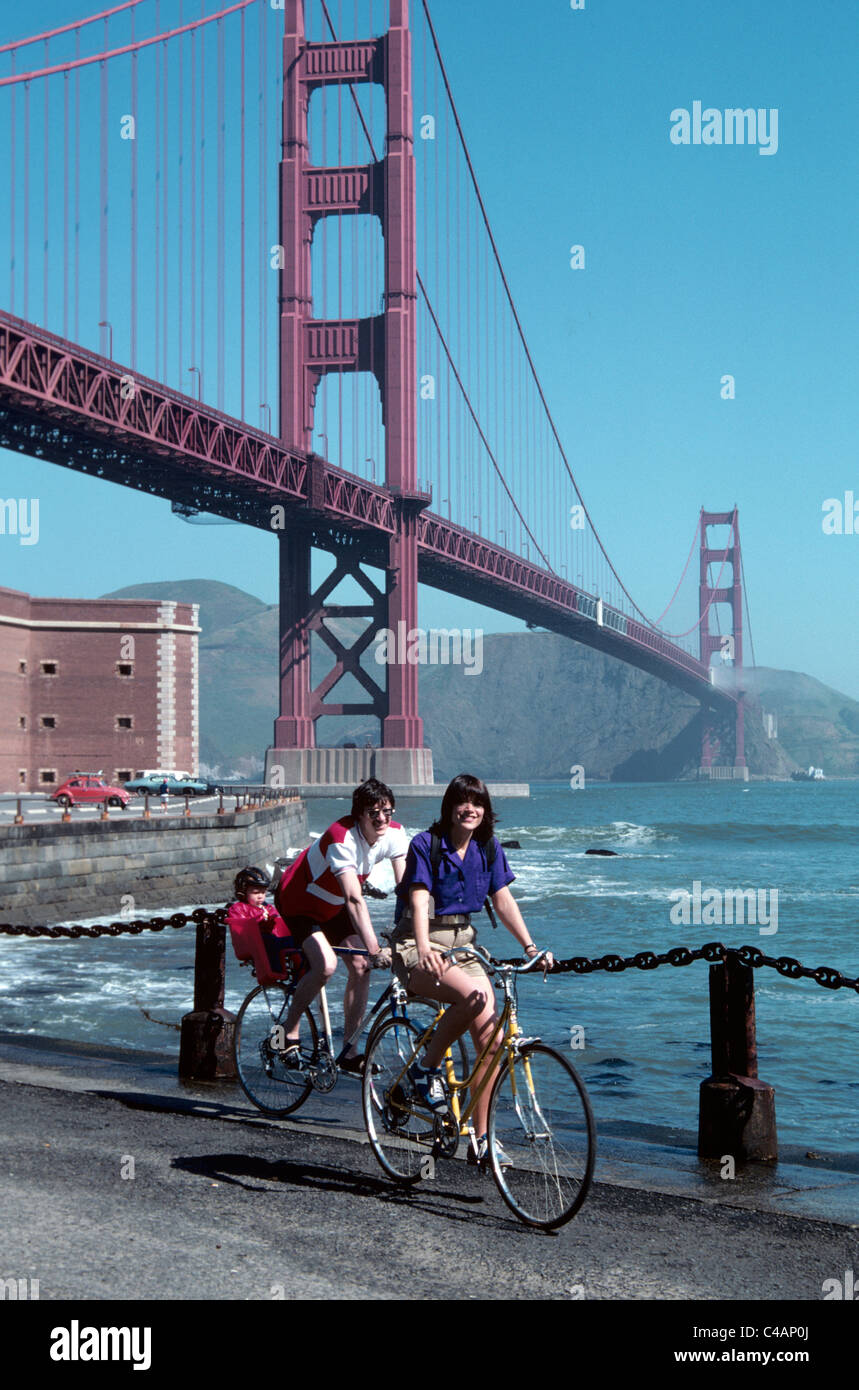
<box><xmin>0</xmin><ymin>0</ymin><xmax>254</xmax><ymax>84</ymax></box>
<box><xmin>0</xmin><ymin>1</ymin><xmax>146</xmax><ymax>55</ymax></box>
<box><xmin>420</xmin><ymin>0</ymin><xmax>670</xmax><ymax>631</ymax></box>
<box><xmin>317</xmin><ymin>0</ymin><xmax>552</xmax><ymax>571</ymax></box>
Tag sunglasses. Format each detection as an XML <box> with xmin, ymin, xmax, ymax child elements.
<box><xmin>368</xmin><ymin>806</ymin><xmax>394</xmax><ymax>820</ymax></box>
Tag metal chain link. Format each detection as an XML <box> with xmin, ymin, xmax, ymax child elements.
<box><xmin>2</xmin><ymin>916</ymin><xmax>857</xmax><ymax>994</ymax></box>
<box><xmin>495</xmin><ymin>940</ymin><xmax>859</xmax><ymax>994</ymax></box>
<box><xmin>0</xmin><ymin>907</ymin><xmax>228</xmax><ymax>938</ymax></box>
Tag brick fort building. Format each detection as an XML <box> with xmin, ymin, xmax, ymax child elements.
<box><xmin>0</xmin><ymin>586</ymin><xmax>200</xmax><ymax>792</ymax></box>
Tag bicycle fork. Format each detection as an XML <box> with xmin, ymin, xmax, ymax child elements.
<box><xmin>509</xmin><ymin>1047</ymin><xmax>551</xmax><ymax>1142</ymax></box>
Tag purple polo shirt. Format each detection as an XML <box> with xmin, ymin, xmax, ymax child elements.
<box><xmin>395</xmin><ymin>831</ymin><xmax>514</xmax><ymax>922</ymax></box>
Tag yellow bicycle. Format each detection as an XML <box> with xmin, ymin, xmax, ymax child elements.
<box><xmin>361</xmin><ymin>945</ymin><xmax>595</xmax><ymax>1230</ymax></box>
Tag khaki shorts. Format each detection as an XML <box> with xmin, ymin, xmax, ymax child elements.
<box><xmin>392</xmin><ymin>922</ymin><xmax>492</xmax><ymax>992</ymax></box>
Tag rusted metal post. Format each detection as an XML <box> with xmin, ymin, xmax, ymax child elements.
<box><xmin>217</xmin><ymin>790</ymin><xmax>225</xmax><ymax>816</ymax></box>
<box><xmin>142</xmin><ymin>791</ymin><xmax>150</xmax><ymax>820</ymax></box>
<box><xmin>179</xmin><ymin>914</ymin><xmax>237</xmax><ymax>1080</ymax></box>
<box><xmin>184</xmin><ymin>792</ymin><xmax>191</xmax><ymax>817</ymax></box>
<box><xmin>100</xmin><ymin>799</ymin><xmax>110</xmax><ymax>821</ymax></box>
<box><xmin>14</xmin><ymin>798</ymin><xmax>24</xmax><ymax>825</ymax></box>
<box><xmin>698</xmin><ymin>951</ymin><xmax>777</xmax><ymax>1161</ymax></box>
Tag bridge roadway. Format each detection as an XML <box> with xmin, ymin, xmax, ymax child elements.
<box><xmin>0</xmin><ymin>1031</ymin><xmax>857</xmax><ymax>1304</ymax></box>
<box><xmin>0</xmin><ymin>310</ymin><xmax>734</xmax><ymax>709</ymax></box>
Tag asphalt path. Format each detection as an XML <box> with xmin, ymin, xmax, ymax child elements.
<box><xmin>1</xmin><ymin>1077</ymin><xmax>856</xmax><ymax>1303</ymax></box>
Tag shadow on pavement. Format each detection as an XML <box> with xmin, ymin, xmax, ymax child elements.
<box><xmin>171</xmin><ymin>1150</ymin><xmax>518</xmax><ymax>1230</ymax></box>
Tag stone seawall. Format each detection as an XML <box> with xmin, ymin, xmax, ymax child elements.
<box><xmin>0</xmin><ymin>799</ymin><xmax>308</xmax><ymax>925</ymax></box>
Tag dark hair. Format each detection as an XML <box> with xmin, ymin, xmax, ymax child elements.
<box><xmin>234</xmin><ymin>865</ymin><xmax>271</xmax><ymax>898</ymax></box>
<box><xmin>431</xmin><ymin>773</ymin><xmax>496</xmax><ymax>846</ymax></box>
<box><xmin>351</xmin><ymin>778</ymin><xmax>396</xmax><ymax>819</ymax></box>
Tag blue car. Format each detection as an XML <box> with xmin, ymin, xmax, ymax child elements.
<box><xmin>124</xmin><ymin>772</ymin><xmax>209</xmax><ymax>797</ymax></box>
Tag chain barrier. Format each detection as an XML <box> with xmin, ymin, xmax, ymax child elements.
<box><xmin>495</xmin><ymin>940</ymin><xmax>859</xmax><ymax>994</ymax></box>
<box><xmin>0</xmin><ymin>907</ymin><xmax>227</xmax><ymax>939</ymax></box>
<box><xmin>1</xmin><ymin>915</ymin><xmax>857</xmax><ymax>995</ymax></box>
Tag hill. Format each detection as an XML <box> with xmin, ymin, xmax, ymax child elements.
<box><xmin>101</xmin><ymin>580</ymin><xmax>267</xmax><ymax>637</ymax></box>
<box><xmin>103</xmin><ymin>581</ymin><xmax>859</xmax><ymax>779</ymax></box>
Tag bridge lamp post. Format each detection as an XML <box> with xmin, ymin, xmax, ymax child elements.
<box><xmin>365</xmin><ymin>457</ymin><xmax>377</xmax><ymax>483</ymax></box>
<box><xmin>316</xmin><ymin>432</ymin><xmax>328</xmax><ymax>458</ymax></box>
<box><xmin>522</xmin><ymin>541</ymin><xmax>530</xmax><ymax>560</ymax></box>
<box><xmin>188</xmin><ymin>367</ymin><xmax>201</xmax><ymax>400</ymax></box>
<box><xmin>442</xmin><ymin>497</ymin><xmax>451</xmax><ymax>518</ymax></box>
<box><xmin>260</xmin><ymin>403</ymin><xmax>271</xmax><ymax>434</ymax></box>
<box><xmin>473</xmin><ymin>513</ymin><xmax>481</xmax><ymax>533</ymax></box>
<box><xmin>498</xmin><ymin>529</ymin><xmax>507</xmax><ymax>548</ymax></box>
<box><xmin>98</xmin><ymin>320</ymin><xmax>113</xmax><ymax>360</ymax></box>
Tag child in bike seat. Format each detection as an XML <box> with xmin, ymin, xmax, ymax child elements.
<box><xmin>227</xmin><ymin>866</ymin><xmax>296</xmax><ymax>983</ymax></box>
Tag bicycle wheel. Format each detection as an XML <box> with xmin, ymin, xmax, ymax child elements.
<box><xmin>487</xmin><ymin>1043</ymin><xmax>595</xmax><ymax>1230</ymax></box>
<box><xmin>362</xmin><ymin>1017</ymin><xmax>438</xmax><ymax>1184</ymax></box>
<box><xmin>234</xmin><ymin>983</ymin><xmax>318</xmax><ymax>1117</ymax></box>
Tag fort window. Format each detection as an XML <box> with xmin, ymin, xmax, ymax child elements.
<box><xmin>18</xmin><ymin>715</ymin><xmax>26</xmax><ymax>729</ymax></box>
<box><xmin>40</xmin><ymin>715</ymin><xmax>57</xmax><ymax>729</ymax></box>
<box><xmin>116</xmin><ymin>716</ymin><xmax>133</xmax><ymax>730</ymax></box>
<box><xmin>116</xmin><ymin>663</ymin><xmax>134</xmax><ymax>677</ymax></box>
<box><xmin>116</xmin><ymin>770</ymin><xmax>132</xmax><ymax>783</ymax></box>
<box><xmin>18</xmin><ymin>660</ymin><xmax>26</xmax><ymax>674</ymax></box>
<box><xmin>39</xmin><ymin>769</ymin><xmax>56</xmax><ymax>784</ymax></box>
<box><xmin>18</xmin><ymin>770</ymin><xmax>27</xmax><ymax>785</ymax></box>
<box><xmin>40</xmin><ymin>661</ymin><xmax>57</xmax><ymax>676</ymax></box>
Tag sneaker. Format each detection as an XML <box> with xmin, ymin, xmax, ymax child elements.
<box><xmin>473</xmin><ymin>1133</ymin><xmax>513</xmax><ymax>1171</ymax></box>
<box><xmin>407</xmin><ymin>1058</ymin><xmax>449</xmax><ymax>1113</ymax></box>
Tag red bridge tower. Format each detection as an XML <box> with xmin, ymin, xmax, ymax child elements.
<box><xmin>699</xmin><ymin>508</ymin><xmax>747</xmax><ymax>780</ymax></box>
<box><xmin>266</xmin><ymin>0</ymin><xmax>433</xmax><ymax>789</ymax></box>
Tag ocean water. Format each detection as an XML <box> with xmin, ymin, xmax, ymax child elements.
<box><xmin>1</xmin><ymin>780</ymin><xmax>857</xmax><ymax>1152</ymax></box>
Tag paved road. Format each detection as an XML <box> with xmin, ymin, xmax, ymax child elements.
<box><xmin>1</xmin><ymin>1077</ymin><xmax>856</xmax><ymax>1303</ymax></box>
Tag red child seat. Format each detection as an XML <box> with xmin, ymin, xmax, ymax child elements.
<box><xmin>227</xmin><ymin>913</ymin><xmax>305</xmax><ymax>989</ymax></box>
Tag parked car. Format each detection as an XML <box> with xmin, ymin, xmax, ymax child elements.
<box><xmin>124</xmin><ymin>772</ymin><xmax>209</xmax><ymax>797</ymax></box>
<box><xmin>49</xmin><ymin>774</ymin><xmax>130</xmax><ymax>809</ymax></box>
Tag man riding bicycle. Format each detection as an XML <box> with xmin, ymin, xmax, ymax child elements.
<box><xmin>275</xmin><ymin>778</ymin><xmax>407</xmax><ymax>1074</ymax></box>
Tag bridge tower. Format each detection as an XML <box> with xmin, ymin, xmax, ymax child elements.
<box><xmin>699</xmin><ymin>508</ymin><xmax>747</xmax><ymax>780</ymax></box>
<box><xmin>266</xmin><ymin>0</ymin><xmax>433</xmax><ymax>789</ymax></box>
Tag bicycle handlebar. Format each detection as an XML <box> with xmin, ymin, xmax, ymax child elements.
<box><xmin>438</xmin><ymin>944</ymin><xmax>550</xmax><ymax>974</ymax></box>
<box><xmin>333</xmin><ymin>946</ymin><xmax>391</xmax><ymax>969</ymax></box>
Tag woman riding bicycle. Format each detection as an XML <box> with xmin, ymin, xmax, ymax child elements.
<box><xmin>391</xmin><ymin>773</ymin><xmax>552</xmax><ymax>1167</ymax></box>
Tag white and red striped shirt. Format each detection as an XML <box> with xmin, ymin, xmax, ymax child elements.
<box><xmin>276</xmin><ymin>816</ymin><xmax>408</xmax><ymax>923</ymax></box>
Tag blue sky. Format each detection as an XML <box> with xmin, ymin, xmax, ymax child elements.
<box><xmin>1</xmin><ymin>0</ymin><xmax>857</xmax><ymax>699</ymax></box>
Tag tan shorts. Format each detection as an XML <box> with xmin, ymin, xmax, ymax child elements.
<box><xmin>392</xmin><ymin>922</ymin><xmax>492</xmax><ymax>992</ymax></box>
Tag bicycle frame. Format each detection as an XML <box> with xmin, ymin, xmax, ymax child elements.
<box><xmin>315</xmin><ymin>948</ymin><xmax>399</xmax><ymax>1069</ymax></box>
<box><xmin>362</xmin><ymin>946</ymin><xmax>595</xmax><ymax>1229</ymax></box>
<box><xmin>260</xmin><ymin>948</ymin><xmax>417</xmax><ymax>1082</ymax></box>
<box><xmin>382</xmin><ymin>948</ymin><xmax>538</xmax><ymax>1141</ymax></box>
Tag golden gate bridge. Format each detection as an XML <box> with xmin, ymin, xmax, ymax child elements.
<box><xmin>0</xmin><ymin>0</ymin><xmax>752</xmax><ymax>784</ymax></box>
